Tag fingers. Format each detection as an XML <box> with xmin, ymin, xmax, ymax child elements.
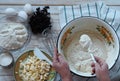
<box><xmin>53</xmin><ymin>48</ymin><xmax>68</xmax><ymax>67</ymax></box>
<box><xmin>94</xmin><ymin>56</ymin><xmax>104</xmax><ymax>62</ymax></box>
<box><xmin>91</xmin><ymin>62</ymin><xmax>101</xmax><ymax>74</ymax></box>
<box><xmin>91</xmin><ymin>67</ymin><xmax>95</xmax><ymax>75</ymax></box>
<box><xmin>91</xmin><ymin>56</ymin><xmax>109</xmax><ymax>77</ymax></box>
<box><xmin>91</xmin><ymin>62</ymin><xmax>95</xmax><ymax>67</ymax></box>
<box><xmin>102</xmin><ymin>62</ymin><xmax>108</xmax><ymax>69</ymax></box>
<box><xmin>53</xmin><ymin>48</ymin><xmax>60</xmax><ymax>68</ymax></box>
<box><xmin>91</xmin><ymin>62</ymin><xmax>95</xmax><ymax>74</ymax></box>
<box><xmin>91</xmin><ymin>62</ymin><xmax>100</xmax><ymax>74</ymax></box>
<box><xmin>93</xmin><ymin>56</ymin><xmax>105</xmax><ymax>69</ymax></box>
<box><xmin>91</xmin><ymin>61</ymin><xmax>101</xmax><ymax>74</ymax></box>
<box><xmin>94</xmin><ymin>56</ymin><xmax>105</xmax><ymax>66</ymax></box>
<box><xmin>58</xmin><ymin>54</ymin><xmax>64</xmax><ymax>63</ymax></box>
<box><xmin>53</xmin><ymin>48</ymin><xmax>62</xmax><ymax>63</ymax></box>
<box><xmin>95</xmin><ymin>56</ymin><xmax>108</xmax><ymax>69</ymax></box>
<box><xmin>53</xmin><ymin>48</ymin><xmax>59</xmax><ymax>62</ymax></box>
<box><xmin>54</xmin><ymin>48</ymin><xmax>58</xmax><ymax>55</ymax></box>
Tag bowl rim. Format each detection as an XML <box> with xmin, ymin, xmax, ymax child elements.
<box><xmin>56</xmin><ymin>16</ymin><xmax>120</xmax><ymax>77</ymax></box>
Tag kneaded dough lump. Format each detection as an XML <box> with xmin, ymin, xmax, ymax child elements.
<box><xmin>0</xmin><ymin>23</ymin><xmax>28</xmax><ymax>50</ymax></box>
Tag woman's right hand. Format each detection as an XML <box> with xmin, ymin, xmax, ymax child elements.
<box><xmin>91</xmin><ymin>56</ymin><xmax>110</xmax><ymax>81</ymax></box>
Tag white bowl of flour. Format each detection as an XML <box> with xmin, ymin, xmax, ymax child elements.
<box><xmin>0</xmin><ymin>16</ymin><xmax>31</xmax><ymax>51</ymax></box>
<box><xmin>57</xmin><ymin>17</ymin><xmax>120</xmax><ymax>77</ymax></box>
<box><xmin>0</xmin><ymin>47</ymin><xmax>14</xmax><ymax>68</ymax></box>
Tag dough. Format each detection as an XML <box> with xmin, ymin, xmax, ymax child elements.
<box><xmin>64</xmin><ymin>30</ymin><xmax>108</xmax><ymax>73</ymax></box>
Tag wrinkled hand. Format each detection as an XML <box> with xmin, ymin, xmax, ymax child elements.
<box><xmin>91</xmin><ymin>56</ymin><xmax>110</xmax><ymax>81</ymax></box>
<box><xmin>52</xmin><ymin>48</ymin><xmax>72</xmax><ymax>81</ymax></box>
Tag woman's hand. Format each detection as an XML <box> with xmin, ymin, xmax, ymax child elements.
<box><xmin>52</xmin><ymin>48</ymin><xmax>72</xmax><ymax>81</ymax></box>
<box><xmin>91</xmin><ymin>56</ymin><xmax>110</xmax><ymax>81</ymax></box>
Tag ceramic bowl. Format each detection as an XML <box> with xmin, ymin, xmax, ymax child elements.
<box><xmin>57</xmin><ymin>16</ymin><xmax>120</xmax><ymax>77</ymax></box>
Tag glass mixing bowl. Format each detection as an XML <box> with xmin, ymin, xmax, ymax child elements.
<box><xmin>0</xmin><ymin>16</ymin><xmax>31</xmax><ymax>52</ymax></box>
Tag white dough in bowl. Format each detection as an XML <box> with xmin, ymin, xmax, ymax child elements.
<box><xmin>0</xmin><ymin>23</ymin><xmax>28</xmax><ymax>50</ymax></box>
<box><xmin>63</xmin><ymin>30</ymin><xmax>109</xmax><ymax>74</ymax></box>
<box><xmin>58</xmin><ymin>17</ymin><xmax>119</xmax><ymax>77</ymax></box>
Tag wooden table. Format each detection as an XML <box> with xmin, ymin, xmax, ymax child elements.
<box><xmin>0</xmin><ymin>0</ymin><xmax>120</xmax><ymax>81</ymax></box>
